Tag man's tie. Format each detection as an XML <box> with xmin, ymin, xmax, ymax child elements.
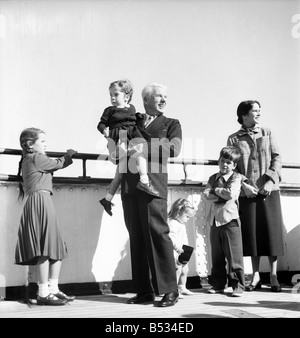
<box><xmin>217</xmin><ymin>175</ymin><xmax>225</xmax><ymax>187</ymax></box>
<box><xmin>144</xmin><ymin>115</ymin><xmax>155</xmax><ymax>128</ymax></box>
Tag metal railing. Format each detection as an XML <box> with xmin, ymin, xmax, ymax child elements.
<box><xmin>1</xmin><ymin>148</ymin><xmax>300</xmax><ymax>189</ymax></box>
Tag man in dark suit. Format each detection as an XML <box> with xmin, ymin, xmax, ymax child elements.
<box><xmin>121</xmin><ymin>83</ymin><xmax>182</xmax><ymax>307</ymax></box>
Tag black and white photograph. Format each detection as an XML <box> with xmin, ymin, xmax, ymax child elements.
<box><xmin>0</xmin><ymin>0</ymin><xmax>300</xmax><ymax>324</ymax></box>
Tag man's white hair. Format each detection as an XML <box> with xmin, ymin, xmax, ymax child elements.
<box><xmin>141</xmin><ymin>82</ymin><xmax>167</xmax><ymax>100</ymax></box>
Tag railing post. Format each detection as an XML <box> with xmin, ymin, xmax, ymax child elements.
<box><xmin>82</xmin><ymin>159</ymin><xmax>87</xmax><ymax>178</ymax></box>
<box><xmin>183</xmin><ymin>164</ymin><xmax>188</xmax><ymax>183</ymax></box>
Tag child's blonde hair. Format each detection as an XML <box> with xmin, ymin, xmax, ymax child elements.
<box><xmin>168</xmin><ymin>198</ymin><xmax>196</xmax><ymax>220</ymax></box>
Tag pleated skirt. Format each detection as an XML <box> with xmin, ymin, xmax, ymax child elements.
<box><xmin>15</xmin><ymin>191</ymin><xmax>68</xmax><ymax>265</ymax></box>
<box><xmin>238</xmin><ymin>190</ymin><xmax>285</xmax><ymax>257</ymax></box>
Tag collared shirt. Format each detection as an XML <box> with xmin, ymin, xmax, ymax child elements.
<box><xmin>204</xmin><ymin>172</ymin><xmax>243</xmax><ymax>227</ymax></box>
<box><xmin>144</xmin><ymin>114</ymin><xmax>157</xmax><ymax>128</ymax></box>
<box><xmin>227</xmin><ymin>126</ymin><xmax>282</xmax><ymax>195</ymax></box>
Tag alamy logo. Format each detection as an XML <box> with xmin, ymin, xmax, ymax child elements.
<box><xmin>291</xmin><ymin>273</ymin><xmax>300</xmax><ymax>297</ymax></box>
<box><xmin>291</xmin><ymin>14</ymin><xmax>300</xmax><ymax>39</ymax></box>
<box><xmin>0</xmin><ymin>274</ymin><xmax>5</xmax><ymax>299</ymax></box>
<box><xmin>0</xmin><ymin>14</ymin><xmax>6</xmax><ymax>39</ymax></box>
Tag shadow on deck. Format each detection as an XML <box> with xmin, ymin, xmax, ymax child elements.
<box><xmin>1</xmin><ymin>284</ymin><xmax>299</xmax><ymax>319</ymax></box>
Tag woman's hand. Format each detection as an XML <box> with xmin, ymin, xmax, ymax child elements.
<box><xmin>259</xmin><ymin>180</ymin><xmax>274</xmax><ymax>196</ymax></box>
<box><xmin>242</xmin><ymin>182</ymin><xmax>259</xmax><ymax>198</ymax></box>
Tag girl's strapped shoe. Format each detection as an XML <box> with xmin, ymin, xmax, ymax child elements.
<box><xmin>54</xmin><ymin>290</ymin><xmax>76</xmax><ymax>301</ymax></box>
<box><xmin>37</xmin><ymin>293</ymin><xmax>67</xmax><ymax>306</ymax></box>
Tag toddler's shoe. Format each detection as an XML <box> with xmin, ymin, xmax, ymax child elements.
<box><xmin>206</xmin><ymin>288</ymin><xmax>224</xmax><ymax>294</ymax></box>
<box><xmin>99</xmin><ymin>198</ymin><xmax>114</xmax><ymax>216</ymax></box>
<box><xmin>136</xmin><ymin>181</ymin><xmax>159</xmax><ymax>197</ymax></box>
<box><xmin>179</xmin><ymin>288</ymin><xmax>194</xmax><ymax>295</ymax></box>
<box><xmin>231</xmin><ymin>287</ymin><xmax>243</xmax><ymax>297</ymax></box>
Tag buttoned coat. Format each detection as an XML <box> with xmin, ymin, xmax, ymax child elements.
<box><xmin>121</xmin><ymin>113</ymin><xmax>182</xmax><ymax>295</ymax></box>
<box><xmin>227</xmin><ymin>127</ymin><xmax>282</xmax><ymax>196</ymax></box>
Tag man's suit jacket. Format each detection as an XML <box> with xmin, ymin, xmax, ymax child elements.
<box><xmin>121</xmin><ymin>114</ymin><xmax>182</xmax><ymax>199</ymax></box>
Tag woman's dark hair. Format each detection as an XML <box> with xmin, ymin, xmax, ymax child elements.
<box><xmin>236</xmin><ymin>100</ymin><xmax>261</xmax><ymax>124</ymax></box>
<box><xmin>17</xmin><ymin>127</ymin><xmax>44</xmax><ymax>200</ymax></box>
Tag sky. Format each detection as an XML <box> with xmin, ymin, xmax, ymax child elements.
<box><xmin>0</xmin><ymin>0</ymin><xmax>299</xmax><ymax>183</ymax></box>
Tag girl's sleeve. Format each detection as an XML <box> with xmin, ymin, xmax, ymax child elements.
<box><xmin>34</xmin><ymin>153</ymin><xmax>73</xmax><ymax>173</ymax></box>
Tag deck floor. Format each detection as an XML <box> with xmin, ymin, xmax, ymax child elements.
<box><xmin>0</xmin><ymin>284</ymin><xmax>299</xmax><ymax>319</ymax></box>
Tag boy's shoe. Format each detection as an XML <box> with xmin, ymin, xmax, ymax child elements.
<box><xmin>99</xmin><ymin>198</ymin><xmax>114</xmax><ymax>216</ymax></box>
<box><xmin>37</xmin><ymin>293</ymin><xmax>67</xmax><ymax>306</ymax></box>
<box><xmin>136</xmin><ymin>181</ymin><xmax>159</xmax><ymax>197</ymax></box>
<box><xmin>53</xmin><ymin>290</ymin><xmax>76</xmax><ymax>302</ymax></box>
<box><xmin>178</xmin><ymin>294</ymin><xmax>185</xmax><ymax>299</ymax></box>
<box><xmin>231</xmin><ymin>288</ymin><xmax>243</xmax><ymax>297</ymax></box>
<box><xmin>206</xmin><ymin>288</ymin><xmax>224</xmax><ymax>294</ymax></box>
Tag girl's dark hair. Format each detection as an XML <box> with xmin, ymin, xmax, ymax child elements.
<box><xmin>18</xmin><ymin>127</ymin><xmax>44</xmax><ymax>200</ymax></box>
<box><xmin>219</xmin><ymin>146</ymin><xmax>241</xmax><ymax>164</ymax></box>
<box><xmin>109</xmin><ymin>79</ymin><xmax>134</xmax><ymax>103</ymax></box>
<box><xmin>168</xmin><ymin>198</ymin><xmax>196</xmax><ymax>220</ymax></box>
<box><xmin>236</xmin><ymin>100</ymin><xmax>261</xmax><ymax>124</ymax></box>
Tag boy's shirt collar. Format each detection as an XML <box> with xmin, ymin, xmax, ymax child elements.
<box><xmin>216</xmin><ymin>171</ymin><xmax>233</xmax><ymax>182</ymax></box>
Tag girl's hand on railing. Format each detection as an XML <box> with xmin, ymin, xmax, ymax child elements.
<box><xmin>66</xmin><ymin>149</ymin><xmax>77</xmax><ymax>158</ymax></box>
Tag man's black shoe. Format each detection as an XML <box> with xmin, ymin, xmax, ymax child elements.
<box><xmin>157</xmin><ymin>291</ymin><xmax>179</xmax><ymax>307</ymax></box>
<box><xmin>127</xmin><ymin>293</ymin><xmax>155</xmax><ymax>304</ymax></box>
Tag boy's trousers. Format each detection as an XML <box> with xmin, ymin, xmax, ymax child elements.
<box><xmin>209</xmin><ymin>219</ymin><xmax>245</xmax><ymax>290</ymax></box>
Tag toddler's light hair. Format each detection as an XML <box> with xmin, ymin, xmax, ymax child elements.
<box><xmin>168</xmin><ymin>198</ymin><xmax>196</xmax><ymax>220</ymax></box>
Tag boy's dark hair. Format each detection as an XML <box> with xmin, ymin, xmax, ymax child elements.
<box><xmin>237</xmin><ymin>100</ymin><xmax>261</xmax><ymax>124</ymax></box>
<box><xmin>219</xmin><ymin>146</ymin><xmax>241</xmax><ymax>164</ymax></box>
